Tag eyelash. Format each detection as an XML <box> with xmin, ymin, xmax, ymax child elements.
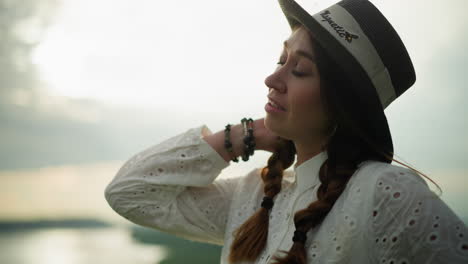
<box><xmin>276</xmin><ymin>61</ymin><xmax>307</xmax><ymax>77</ymax></box>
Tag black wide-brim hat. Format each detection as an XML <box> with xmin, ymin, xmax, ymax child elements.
<box><xmin>278</xmin><ymin>0</ymin><xmax>416</xmax><ymax>157</ymax></box>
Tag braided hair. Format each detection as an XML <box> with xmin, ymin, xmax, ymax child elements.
<box><xmin>228</xmin><ymin>24</ymin><xmax>394</xmax><ymax>264</ymax></box>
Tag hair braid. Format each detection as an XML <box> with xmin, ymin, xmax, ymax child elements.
<box><xmin>228</xmin><ymin>138</ymin><xmax>296</xmax><ymax>263</ymax></box>
<box><xmin>270</xmin><ymin>131</ymin><xmax>360</xmax><ymax>264</ymax></box>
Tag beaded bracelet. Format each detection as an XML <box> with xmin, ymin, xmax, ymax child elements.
<box><xmin>241</xmin><ymin>118</ymin><xmax>255</xmax><ymax>161</ymax></box>
<box><xmin>224</xmin><ymin>124</ymin><xmax>239</xmax><ymax>163</ymax></box>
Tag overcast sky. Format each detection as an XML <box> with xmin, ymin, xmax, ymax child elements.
<box><xmin>0</xmin><ymin>0</ymin><xmax>467</xmax><ymax>222</ymax></box>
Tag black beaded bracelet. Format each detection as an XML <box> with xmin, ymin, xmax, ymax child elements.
<box><xmin>224</xmin><ymin>124</ymin><xmax>239</xmax><ymax>163</ymax></box>
<box><xmin>241</xmin><ymin>118</ymin><xmax>255</xmax><ymax>161</ymax></box>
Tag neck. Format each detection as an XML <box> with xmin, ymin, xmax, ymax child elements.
<box><xmin>294</xmin><ymin>138</ymin><xmax>327</xmax><ymax>167</ymax></box>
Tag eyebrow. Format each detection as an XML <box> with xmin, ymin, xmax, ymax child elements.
<box><xmin>283</xmin><ymin>40</ymin><xmax>316</xmax><ymax>63</ymax></box>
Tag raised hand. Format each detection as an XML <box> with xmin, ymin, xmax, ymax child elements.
<box><xmin>252</xmin><ymin>117</ymin><xmax>284</xmax><ymax>153</ymax></box>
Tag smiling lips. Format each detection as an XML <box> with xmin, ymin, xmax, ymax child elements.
<box><xmin>267</xmin><ymin>97</ymin><xmax>287</xmax><ymax>111</ymax></box>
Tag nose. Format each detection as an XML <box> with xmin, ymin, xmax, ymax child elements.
<box><xmin>264</xmin><ymin>67</ymin><xmax>286</xmax><ymax>94</ymax></box>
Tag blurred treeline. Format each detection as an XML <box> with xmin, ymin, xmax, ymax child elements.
<box><xmin>131</xmin><ymin>225</ymin><xmax>222</xmax><ymax>264</ymax></box>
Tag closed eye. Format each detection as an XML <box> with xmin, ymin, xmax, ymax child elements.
<box><xmin>276</xmin><ymin>61</ymin><xmax>307</xmax><ymax>77</ymax></box>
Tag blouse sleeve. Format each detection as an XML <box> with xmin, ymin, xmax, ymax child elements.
<box><xmin>104</xmin><ymin>124</ymin><xmax>236</xmax><ymax>246</ymax></box>
<box><xmin>370</xmin><ymin>165</ymin><xmax>468</xmax><ymax>263</ymax></box>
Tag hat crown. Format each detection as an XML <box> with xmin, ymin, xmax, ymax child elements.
<box><xmin>279</xmin><ymin>0</ymin><xmax>416</xmax><ymax>109</ymax></box>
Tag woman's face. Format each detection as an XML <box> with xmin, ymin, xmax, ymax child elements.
<box><xmin>264</xmin><ymin>26</ymin><xmax>329</xmax><ymax>144</ymax></box>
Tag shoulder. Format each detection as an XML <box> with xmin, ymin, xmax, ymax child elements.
<box><xmin>344</xmin><ymin>160</ymin><xmax>432</xmax><ymax>220</ymax></box>
<box><xmin>353</xmin><ymin>160</ymin><xmax>462</xmax><ymax>234</ymax></box>
<box><xmin>353</xmin><ymin>162</ymin><xmax>468</xmax><ymax>262</ymax></box>
<box><xmin>230</xmin><ymin>167</ymin><xmax>297</xmax><ymax>196</ymax></box>
<box><xmin>350</xmin><ymin>160</ymin><xmax>429</xmax><ymax>193</ymax></box>
<box><xmin>230</xmin><ymin>167</ymin><xmax>265</xmax><ymax>194</ymax></box>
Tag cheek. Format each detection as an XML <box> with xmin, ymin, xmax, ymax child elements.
<box><xmin>292</xmin><ymin>83</ymin><xmax>322</xmax><ymax>116</ymax></box>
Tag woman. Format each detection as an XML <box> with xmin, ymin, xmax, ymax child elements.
<box><xmin>105</xmin><ymin>0</ymin><xmax>468</xmax><ymax>263</ymax></box>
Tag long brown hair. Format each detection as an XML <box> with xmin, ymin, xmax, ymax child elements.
<box><xmin>228</xmin><ymin>24</ymin><xmax>439</xmax><ymax>264</ymax></box>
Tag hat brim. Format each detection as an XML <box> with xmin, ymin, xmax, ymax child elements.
<box><xmin>278</xmin><ymin>0</ymin><xmax>394</xmax><ymax>157</ymax></box>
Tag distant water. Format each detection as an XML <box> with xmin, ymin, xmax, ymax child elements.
<box><xmin>0</xmin><ymin>227</ymin><xmax>168</xmax><ymax>264</ymax></box>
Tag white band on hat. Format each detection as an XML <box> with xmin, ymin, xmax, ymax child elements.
<box><xmin>297</xmin><ymin>1</ymin><xmax>396</xmax><ymax>109</ymax></box>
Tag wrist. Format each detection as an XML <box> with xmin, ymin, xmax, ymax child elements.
<box><xmin>252</xmin><ymin>119</ymin><xmax>266</xmax><ymax>151</ymax></box>
<box><xmin>230</xmin><ymin>123</ymin><xmax>245</xmax><ymax>159</ymax></box>
<box><xmin>224</xmin><ymin>118</ymin><xmax>259</xmax><ymax>162</ymax></box>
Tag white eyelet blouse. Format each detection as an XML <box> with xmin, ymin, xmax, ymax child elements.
<box><xmin>104</xmin><ymin>124</ymin><xmax>468</xmax><ymax>264</ymax></box>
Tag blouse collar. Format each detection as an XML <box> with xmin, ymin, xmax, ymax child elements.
<box><xmin>292</xmin><ymin>150</ymin><xmax>328</xmax><ymax>194</ymax></box>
